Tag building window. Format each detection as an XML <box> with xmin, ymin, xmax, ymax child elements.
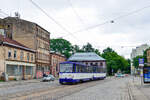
<box><xmin>27</xmin><ymin>53</ymin><xmax>30</xmax><ymax>61</ymax></box>
<box><xmin>8</xmin><ymin>50</ymin><xmax>11</xmax><ymax>58</ymax></box>
<box><xmin>86</xmin><ymin>62</ymin><xmax>88</xmax><ymax>65</ymax></box>
<box><xmin>100</xmin><ymin>62</ymin><xmax>103</xmax><ymax>66</ymax></box>
<box><xmin>90</xmin><ymin>63</ymin><xmax>93</xmax><ymax>66</ymax></box>
<box><xmin>31</xmin><ymin>54</ymin><xmax>33</xmax><ymax>61</ymax></box>
<box><xmin>20</xmin><ymin>51</ymin><xmax>24</xmax><ymax>60</ymax></box>
<box><xmin>95</xmin><ymin>63</ymin><xmax>98</xmax><ymax>66</ymax></box>
<box><xmin>14</xmin><ymin>50</ymin><xmax>17</xmax><ymax>59</ymax></box>
<box><xmin>26</xmin><ymin>66</ymin><xmax>33</xmax><ymax>75</ymax></box>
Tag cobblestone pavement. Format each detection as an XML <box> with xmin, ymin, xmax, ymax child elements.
<box><xmin>0</xmin><ymin>79</ymin><xmax>60</xmax><ymax>99</ymax></box>
<box><xmin>0</xmin><ymin>77</ymin><xmax>132</xmax><ymax>100</ymax></box>
<box><xmin>1</xmin><ymin>77</ymin><xmax>132</xmax><ymax>100</ymax></box>
<box><xmin>58</xmin><ymin>77</ymin><xmax>130</xmax><ymax>100</ymax></box>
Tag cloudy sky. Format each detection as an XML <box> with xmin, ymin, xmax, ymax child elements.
<box><xmin>1</xmin><ymin>0</ymin><xmax>150</xmax><ymax>58</ymax></box>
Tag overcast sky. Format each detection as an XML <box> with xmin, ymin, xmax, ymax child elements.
<box><xmin>1</xmin><ymin>0</ymin><xmax>150</xmax><ymax>58</ymax></box>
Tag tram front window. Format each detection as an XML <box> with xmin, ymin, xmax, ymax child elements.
<box><xmin>60</xmin><ymin>64</ymin><xmax>73</xmax><ymax>73</ymax></box>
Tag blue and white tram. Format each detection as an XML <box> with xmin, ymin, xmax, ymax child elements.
<box><xmin>59</xmin><ymin>61</ymin><xmax>106</xmax><ymax>84</ymax></box>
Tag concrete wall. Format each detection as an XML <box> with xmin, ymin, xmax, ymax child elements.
<box><xmin>0</xmin><ymin>47</ymin><xmax>5</xmax><ymax>76</ymax></box>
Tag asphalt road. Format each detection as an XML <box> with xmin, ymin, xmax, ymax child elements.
<box><xmin>0</xmin><ymin>77</ymin><xmax>131</xmax><ymax>100</ymax></box>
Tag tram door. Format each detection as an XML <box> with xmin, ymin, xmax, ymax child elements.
<box><xmin>143</xmin><ymin>66</ymin><xmax>150</xmax><ymax>83</ymax></box>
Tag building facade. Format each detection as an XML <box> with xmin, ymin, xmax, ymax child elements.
<box><xmin>0</xmin><ymin>35</ymin><xmax>36</xmax><ymax>81</ymax></box>
<box><xmin>68</xmin><ymin>52</ymin><xmax>106</xmax><ymax>72</ymax></box>
<box><xmin>50</xmin><ymin>52</ymin><xmax>66</xmax><ymax>77</ymax></box>
<box><xmin>147</xmin><ymin>49</ymin><xmax>150</xmax><ymax>66</ymax></box>
<box><xmin>131</xmin><ymin>44</ymin><xmax>149</xmax><ymax>59</ymax></box>
<box><xmin>130</xmin><ymin>44</ymin><xmax>149</xmax><ymax>75</ymax></box>
<box><xmin>0</xmin><ymin>17</ymin><xmax>50</xmax><ymax>78</ymax></box>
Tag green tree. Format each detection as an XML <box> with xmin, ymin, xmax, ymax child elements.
<box><xmin>124</xmin><ymin>59</ymin><xmax>131</xmax><ymax>73</ymax></box>
<box><xmin>132</xmin><ymin>55</ymin><xmax>144</xmax><ymax>68</ymax></box>
<box><xmin>94</xmin><ymin>49</ymin><xmax>101</xmax><ymax>56</ymax></box>
<box><xmin>82</xmin><ymin>43</ymin><xmax>95</xmax><ymax>52</ymax></box>
<box><xmin>72</xmin><ymin>45</ymin><xmax>84</xmax><ymax>53</ymax></box>
<box><xmin>143</xmin><ymin>48</ymin><xmax>150</xmax><ymax>63</ymax></box>
<box><xmin>102</xmin><ymin>47</ymin><xmax>129</xmax><ymax>75</ymax></box>
<box><xmin>50</xmin><ymin>38</ymin><xmax>73</xmax><ymax>58</ymax></box>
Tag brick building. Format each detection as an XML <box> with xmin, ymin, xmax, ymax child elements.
<box><xmin>0</xmin><ymin>35</ymin><xmax>36</xmax><ymax>81</ymax></box>
<box><xmin>68</xmin><ymin>52</ymin><xmax>106</xmax><ymax>72</ymax></box>
<box><xmin>0</xmin><ymin>17</ymin><xmax>50</xmax><ymax>78</ymax></box>
<box><xmin>50</xmin><ymin>51</ymin><xmax>66</xmax><ymax>77</ymax></box>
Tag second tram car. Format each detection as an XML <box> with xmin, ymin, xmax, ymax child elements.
<box><xmin>59</xmin><ymin>61</ymin><xmax>106</xmax><ymax>84</ymax></box>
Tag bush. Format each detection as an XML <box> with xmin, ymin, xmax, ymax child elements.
<box><xmin>0</xmin><ymin>80</ymin><xmax>4</xmax><ymax>82</ymax></box>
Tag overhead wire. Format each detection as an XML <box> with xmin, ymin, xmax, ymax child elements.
<box><xmin>0</xmin><ymin>9</ymin><xmax>9</xmax><ymax>17</ymax></box>
<box><xmin>67</xmin><ymin>0</ymin><xmax>86</xmax><ymax>27</ymax></box>
<box><xmin>29</xmin><ymin>0</ymin><xmax>80</xmax><ymax>41</ymax></box>
<box><xmin>0</xmin><ymin>13</ymin><xmax>5</xmax><ymax>18</ymax></box>
<box><xmin>60</xmin><ymin>4</ymin><xmax>150</xmax><ymax>38</ymax></box>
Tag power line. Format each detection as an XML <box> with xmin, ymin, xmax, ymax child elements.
<box><xmin>60</xmin><ymin>4</ymin><xmax>150</xmax><ymax>38</ymax></box>
<box><xmin>29</xmin><ymin>0</ymin><xmax>80</xmax><ymax>41</ymax></box>
<box><xmin>0</xmin><ymin>13</ymin><xmax>5</xmax><ymax>18</ymax></box>
<box><xmin>0</xmin><ymin>9</ymin><xmax>9</xmax><ymax>17</ymax></box>
<box><xmin>67</xmin><ymin>0</ymin><xmax>85</xmax><ymax>26</ymax></box>
<box><xmin>67</xmin><ymin>0</ymin><xmax>91</xmax><ymax>36</ymax></box>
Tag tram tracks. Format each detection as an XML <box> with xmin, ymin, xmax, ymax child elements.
<box><xmin>9</xmin><ymin>78</ymin><xmax>112</xmax><ymax>100</ymax></box>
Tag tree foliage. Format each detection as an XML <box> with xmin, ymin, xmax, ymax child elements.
<box><xmin>82</xmin><ymin>43</ymin><xmax>95</xmax><ymax>52</ymax></box>
<box><xmin>50</xmin><ymin>39</ymin><xmax>130</xmax><ymax>75</ymax></box>
<box><xmin>50</xmin><ymin>38</ymin><xmax>73</xmax><ymax>58</ymax></box>
<box><xmin>102</xmin><ymin>47</ymin><xmax>129</xmax><ymax>75</ymax></box>
<box><xmin>132</xmin><ymin>55</ymin><xmax>144</xmax><ymax>68</ymax></box>
<box><xmin>143</xmin><ymin>48</ymin><xmax>150</xmax><ymax>63</ymax></box>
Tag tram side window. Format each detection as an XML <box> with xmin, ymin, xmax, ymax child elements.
<box><xmin>88</xmin><ymin>66</ymin><xmax>93</xmax><ymax>73</ymax></box>
<box><xmin>80</xmin><ymin>65</ymin><xmax>83</xmax><ymax>72</ymax></box>
<box><xmin>93</xmin><ymin>67</ymin><xmax>95</xmax><ymax>73</ymax></box>
<box><xmin>97</xmin><ymin>66</ymin><xmax>100</xmax><ymax>73</ymax></box>
<box><xmin>82</xmin><ymin>66</ymin><xmax>85</xmax><ymax>72</ymax></box>
<box><xmin>73</xmin><ymin>64</ymin><xmax>76</xmax><ymax>72</ymax></box>
<box><xmin>86</xmin><ymin>66</ymin><xmax>89</xmax><ymax>73</ymax></box>
<box><xmin>76</xmin><ymin>65</ymin><xmax>80</xmax><ymax>73</ymax></box>
<box><xmin>76</xmin><ymin>65</ymin><xmax>86</xmax><ymax>73</ymax></box>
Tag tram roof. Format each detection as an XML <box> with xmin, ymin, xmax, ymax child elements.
<box><xmin>68</xmin><ymin>52</ymin><xmax>105</xmax><ymax>61</ymax></box>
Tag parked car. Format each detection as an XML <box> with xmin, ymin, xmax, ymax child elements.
<box><xmin>42</xmin><ymin>74</ymin><xmax>55</xmax><ymax>82</ymax></box>
<box><xmin>115</xmin><ymin>73</ymin><xmax>125</xmax><ymax>77</ymax></box>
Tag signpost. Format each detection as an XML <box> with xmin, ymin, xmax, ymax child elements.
<box><xmin>139</xmin><ymin>58</ymin><xmax>144</xmax><ymax>85</ymax></box>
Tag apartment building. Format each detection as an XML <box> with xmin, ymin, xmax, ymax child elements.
<box><xmin>0</xmin><ymin>17</ymin><xmax>50</xmax><ymax>78</ymax></box>
<box><xmin>0</xmin><ymin>35</ymin><xmax>36</xmax><ymax>81</ymax></box>
<box><xmin>50</xmin><ymin>51</ymin><xmax>66</xmax><ymax>77</ymax></box>
<box><xmin>130</xmin><ymin>44</ymin><xmax>149</xmax><ymax>74</ymax></box>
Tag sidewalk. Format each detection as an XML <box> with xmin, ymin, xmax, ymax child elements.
<box><xmin>0</xmin><ymin>79</ymin><xmax>41</xmax><ymax>88</ymax></box>
<box><xmin>128</xmin><ymin>76</ymin><xmax>149</xmax><ymax>100</ymax></box>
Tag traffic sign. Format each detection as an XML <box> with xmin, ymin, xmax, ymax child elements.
<box><xmin>139</xmin><ymin>58</ymin><xmax>144</xmax><ymax>64</ymax></box>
